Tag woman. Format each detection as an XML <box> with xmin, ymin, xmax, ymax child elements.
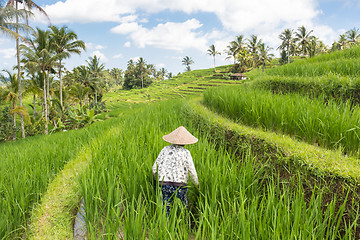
<box><xmin>152</xmin><ymin>126</ymin><xmax>199</xmax><ymax>216</ymax></box>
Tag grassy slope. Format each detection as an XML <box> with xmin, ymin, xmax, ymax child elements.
<box><xmin>2</xmin><ymin>55</ymin><xmax>360</xmax><ymax>238</ymax></box>
<box><xmin>0</xmin><ymin>65</ymin><xmax>244</xmax><ymax>238</ymax></box>
<box><xmin>103</xmin><ymin>65</ymin><xmax>244</xmax><ymax>105</ymax></box>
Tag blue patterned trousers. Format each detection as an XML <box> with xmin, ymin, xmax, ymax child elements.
<box><xmin>161</xmin><ymin>185</ymin><xmax>188</xmax><ymax>216</ymax></box>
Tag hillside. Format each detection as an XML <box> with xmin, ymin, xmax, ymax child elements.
<box><xmin>104</xmin><ymin>65</ymin><xmax>244</xmax><ymax>105</ymax></box>
<box><xmin>2</xmin><ymin>49</ymin><xmax>360</xmax><ymax>239</ymax></box>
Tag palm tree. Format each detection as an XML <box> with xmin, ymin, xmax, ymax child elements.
<box><xmin>0</xmin><ymin>70</ymin><xmax>18</xmax><ymax>140</ymax></box>
<box><xmin>294</xmin><ymin>26</ymin><xmax>314</xmax><ymax>57</ymax></box>
<box><xmin>338</xmin><ymin>34</ymin><xmax>347</xmax><ymax>50</ymax></box>
<box><xmin>182</xmin><ymin>56</ymin><xmax>194</xmax><ymax>72</ymax></box>
<box><xmin>1</xmin><ymin>3</ymin><xmax>33</xmax><ymax>138</ymax></box>
<box><xmin>110</xmin><ymin>68</ymin><xmax>123</xmax><ymax>86</ymax></box>
<box><xmin>308</xmin><ymin>38</ymin><xmax>328</xmax><ymax>57</ymax></box>
<box><xmin>7</xmin><ymin>0</ymin><xmax>49</xmax><ymax>138</ymax></box>
<box><xmin>49</xmin><ymin>25</ymin><xmax>85</xmax><ymax>107</ymax></box>
<box><xmin>247</xmin><ymin>35</ymin><xmax>262</xmax><ymax>67</ymax></box>
<box><xmin>225</xmin><ymin>35</ymin><xmax>245</xmax><ymax>65</ymax></box>
<box><xmin>21</xmin><ymin>28</ymin><xmax>62</xmax><ymax>134</ymax></box>
<box><xmin>87</xmin><ymin>55</ymin><xmax>104</xmax><ymax>101</ymax></box>
<box><xmin>136</xmin><ymin>57</ymin><xmax>146</xmax><ymax>88</ymax></box>
<box><xmin>69</xmin><ymin>82</ymin><xmax>90</xmax><ymax>107</ymax></box>
<box><xmin>345</xmin><ymin>28</ymin><xmax>360</xmax><ymax>46</ymax></box>
<box><xmin>159</xmin><ymin>67</ymin><xmax>167</xmax><ymax>80</ymax></box>
<box><xmin>24</xmin><ymin>73</ymin><xmax>42</xmax><ymax>121</ymax></box>
<box><xmin>235</xmin><ymin>49</ymin><xmax>252</xmax><ymax>72</ymax></box>
<box><xmin>225</xmin><ymin>43</ymin><xmax>237</xmax><ymax>65</ymax></box>
<box><xmin>278</xmin><ymin>29</ymin><xmax>294</xmax><ymax>63</ymax></box>
<box><xmin>258</xmin><ymin>43</ymin><xmax>274</xmax><ymax>72</ymax></box>
<box><xmin>0</xmin><ymin>4</ymin><xmax>31</xmax><ymax>39</ymax></box>
<box><xmin>207</xmin><ymin>44</ymin><xmax>221</xmax><ymax>73</ymax></box>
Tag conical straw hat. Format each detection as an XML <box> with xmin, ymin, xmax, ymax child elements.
<box><xmin>162</xmin><ymin>126</ymin><xmax>198</xmax><ymax>145</ymax></box>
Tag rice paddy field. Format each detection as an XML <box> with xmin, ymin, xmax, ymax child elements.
<box><xmin>2</xmin><ymin>47</ymin><xmax>360</xmax><ymax>239</ymax></box>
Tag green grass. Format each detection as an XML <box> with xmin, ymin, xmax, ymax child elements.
<box><xmin>78</xmin><ymin>100</ymin><xmax>359</xmax><ymax>239</ymax></box>
<box><xmin>185</xmin><ymin>98</ymin><xmax>360</xmax><ymax>182</ymax></box>
<box><xmin>0</xmin><ymin>116</ymin><xmax>118</xmax><ymax>239</ymax></box>
<box><xmin>203</xmin><ymin>85</ymin><xmax>360</xmax><ymax>157</ymax></box>
<box><xmin>265</xmin><ymin>47</ymin><xmax>360</xmax><ymax>77</ymax></box>
<box><xmin>251</xmin><ymin>73</ymin><xmax>360</xmax><ymax>105</ymax></box>
<box><xmin>4</xmin><ymin>59</ymin><xmax>360</xmax><ymax>239</ymax></box>
<box><xmin>103</xmin><ymin>66</ymin><xmax>241</xmax><ymax>104</ymax></box>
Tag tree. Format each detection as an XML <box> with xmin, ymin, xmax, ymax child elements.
<box><xmin>0</xmin><ymin>4</ymin><xmax>31</xmax><ymax>39</ymax></box>
<box><xmin>258</xmin><ymin>43</ymin><xmax>274</xmax><ymax>72</ymax></box>
<box><xmin>225</xmin><ymin>35</ymin><xmax>245</xmax><ymax>64</ymax></box>
<box><xmin>308</xmin><ymin>38</ymin><xmax>328</xmax><ymax>57</ymax></box>
<box><xmin>247</xmin><ymin>35</ymin><xmax>262</xmax><ymax>67</ymax></box>
<box><xmin>21</xmin><ymin>28</ymin><xmax>62</xmax><ymax>134</ymax></box>
<box><xmin>23</xmin><ymin>63</ymin><xmax>42</xmax><ymax>121</ymax></box>
<box><xmin>294</xmin><ymin>26</ymin><xmax>314</xmax><ymax>57</ymax></box>
<box><xmin>159</xmin><ymin>67</ymin><xmax>167</xmax><ymax>80</ymax></box>
<box><xmin>136</xmin><ymin>57</ymin><xmax>146</xmax><ymax>88</ymax></box>
<box><xmin>207</xmin><ymin>44</ymin><xmax>221</xmax><ymax>73</ymax></box>
<box><xmin>87</xmin><ymin>55</ymin><xmax>104</xmax><ymax>103</ymax></box>
<box><xmin>345</xmin><ymin>28</ymin><xmax>360</xmax><ymax>46</ymax></box>
<box><xmin>123</xmin><ymin>59</ymin><xmax>135</xmax><ymax>89</ymax></box>
<box><xmin>49</xmin><ymin>25</ymin><xmax>85</xmax><ymax>107</ymax></box>
<box><xmin>123</xmin><ymin>58</ymin><xmax>152</xmax><ymax>89</ymax></box>
<box><xmin>71</xmin><ymin>65</ymin><xmax>92</xmax><ymax>104</ymax></box>
<box><xmin>110</xmin><ymin>68</ymin><xmax>123</xmax><ymax>86</ymax></box>
<box><xmin>0</xmin><ymin>70</ymin><xmax>18</xmax><ymax>140</ymax></box>
<box><xmin>24</xmin><ymin>77</ymin><xmax>42</xmax><ymax>121</ymax></box>
<box><xmin>182</xmin><ymin>56</ymin><xmax>194</xmax><ymax>72</ymax></box>
<box><xmin>279</xmin><ymin>50</ymin><xmax>288</xmax><ymax>65</ymax></box>
<box><xmin>69</xmin><ymin>82</ymin><xmax>90</xmax><ymax>107</ymax></box>
<box><xmin>235</xmin><ymin>49</ymin><xmax>253</xmax><ymax>72</ymax></box>
<box><xmin>278</xmin><ymin>29</ymin><xmax>294</xmax><ymax>64</ymax></box>
<box><xmin>7</xmin><ymin>0</ymin><xmax>49</xmax><ymax>138</ymax></box>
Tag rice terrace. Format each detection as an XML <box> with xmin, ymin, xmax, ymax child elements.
<box><xmin>2</xmin><ymin>0</ymin><xmax>360</xmax><ymax>239</ymax></box>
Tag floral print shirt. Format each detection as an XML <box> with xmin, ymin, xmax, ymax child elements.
<box><xmin>152</xmin><ymin>145</ymin><xmax>199</xmax><ymax>185</ymax></box>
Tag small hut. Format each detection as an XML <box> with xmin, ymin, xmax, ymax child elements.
<box><xmin>230</xmin><ymin>73</ymin><xmax>247</xmax><ymax>80</ymax></box>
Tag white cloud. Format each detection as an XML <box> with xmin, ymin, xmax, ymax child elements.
<box><xmin>0</xmin><ymin>48</ymin><xmax>16</xmax><ymax>59</ymax></box>
<box><xmin>37</xmin><ymin>0</ymin><xmax>321</xmax><ymax>33</ymax></box>
<box><xmin>33</xmin><ymin>0</ymin><xmax>343</xmax><ymax>64</ymax></box>
<box><xmin>91</xmin><ymin>50</ymin><xmax>108</xmax><ymax>62</ymax></box>
<box><xmin>113</xmin><ymin>19</ymin><xmax>208</xmax><ymax>52</ymax></box>
<box><xmin>110</xmin><ymin>22</ymin><xmax>141</xmax><ymax>34</ymax></box>
<box><xmin>86</xmin><ymin>42</ymin><xmax>106</xmax><ymax>50</ymax></box>
<box><xmin>113</xmin><ymin>53</ymin><xmax>124</xmax><ymax>59</ymax></box>
<box><xmin>37</xmin><ymin>0</ymin><xmax>134</xmax><ymax>23</ymax></box>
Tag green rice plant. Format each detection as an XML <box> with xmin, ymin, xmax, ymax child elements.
<box><xmin>266</xmin><ymin>59</ymin><xmax>360</xmax><ymax>77</ymax></box>
<box><xmin>305</xmin><ymin>46</ymin><xmax>360</xmax><ymax>63</ymax></box>
<box><xmin>0</xmin><ymin>116</ymin><xmax>120</xmax><ymax>239</ymax></box>
<box><xmin>79</xmin><ymin>100</ymin><xmax>359</xmax><ymax>239</ymax></box>
<box><xmin>265</xmin><ymin>47</ymin><xmax>360</xmax><ymax>78</ymax></box>
<box><xmin>203</xmin><ymin>85</ymin><xmax>360</xmax><ymax>156</ymax></box>
<box><xmin>252</xmin><ymin>73</ymin><xmax>360</xmax><ymax>105</ymax></box>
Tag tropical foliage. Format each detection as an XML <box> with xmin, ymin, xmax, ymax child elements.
<box><xmin>182</xmin><ymin>56</ymin><xmax>194</xmax><ymax>72</ymax></box>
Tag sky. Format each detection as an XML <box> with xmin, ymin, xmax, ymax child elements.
<box><xmin>1</xmin><ymin>0</ymin><xmax>360</xmax><ymax>75</ymax></box>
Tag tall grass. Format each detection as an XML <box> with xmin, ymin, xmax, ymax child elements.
<box><xmin>252</xmin><ymin>74</ymin><xmax>360</xmax><ymax>105</ymax></box>
<box><xmin>305</xmin><ymin>46</ymin><xmax>360</xmax><ymax>63</ymax></box>
<box><xmin>266</xmin><ymin>59</ymin><xmax>360</xmax><ymax>77</ymax></box>
<box><xmin>80</xmin><ymin>100</ymin><xmax>359</xmax><ymax>239</ymax></box>
<box><xmin>0</xmin><ymin>118</ymin><xmax>117</xmax><ymax>239</ymax></box>
<box><xmin>203</xmin><ymin>86</ymin><xmax>360</xmax><ymax>156</ymax></box>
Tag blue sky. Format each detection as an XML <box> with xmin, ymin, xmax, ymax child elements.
<box><xmin>1</xmin><ymin>0</ymin><xmax>359</xmax><ymax>75</ymax></box>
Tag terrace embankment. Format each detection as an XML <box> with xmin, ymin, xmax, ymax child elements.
<box><xmin>183</xmin><ymin>98</ymin><xmax>360</xmax><ymax>234</ymax></box>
